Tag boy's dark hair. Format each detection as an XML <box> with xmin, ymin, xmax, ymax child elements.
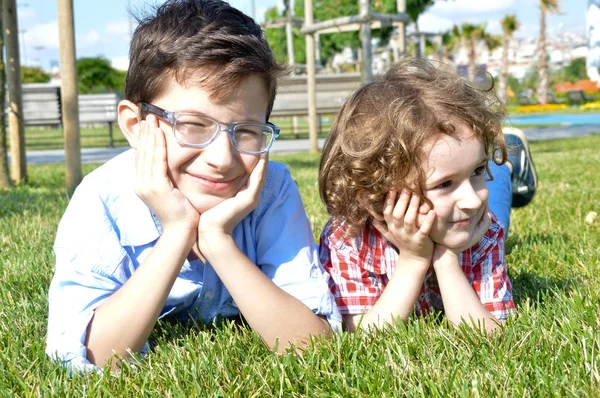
<box><xmin>126</xmin><ymin>0</ymin><xmax>287</xmax><ymax>118</ymax></box>
<box><xmin>319</xmin><ymin>57</ymin><xmax>508</xmax><ymax>236</ymax></box>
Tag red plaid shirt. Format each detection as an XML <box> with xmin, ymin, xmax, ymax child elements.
<box><xmin>319</xmin><ymin>215</ymin><xmax>515</xmax><ymax>320</ymax></box>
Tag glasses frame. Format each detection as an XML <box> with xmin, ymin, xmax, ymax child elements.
<box><xmin>140</xmin><ymin>102</ymin><xmax>280</xmax><ymax>155</ymax></box>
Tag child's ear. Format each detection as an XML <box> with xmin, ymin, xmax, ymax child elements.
<box><xmin>118</xmin><ymin>100</ymin><xmax>141</xmax><ymax>149</ymax></box>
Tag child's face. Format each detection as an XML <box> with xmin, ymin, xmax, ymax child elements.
<box><xmin>419</xmin><ymin>127</ymin><xmax>490</xmax><ymax>251</ymax></box>
<box><xmin>150</xmin><ymin>74</ymin><xmax>268</xmax><ymax>213</ymax></box>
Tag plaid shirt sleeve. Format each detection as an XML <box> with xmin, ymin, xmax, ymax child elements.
<box><xmin>319</xmin><ymin>220</ymin><xmax>388</xmax><ymax>315</ymax></box>
<box><xmin>466</xmin><ymin>218</ymin><xmax>515</xmax><ymax>320</ymax></box>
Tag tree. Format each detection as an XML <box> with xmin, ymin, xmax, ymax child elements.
<box><xmin>453</xmin><ymin>23</ymin><xmax>488</xmax><ymax>81</ymax></box>
<box><xmin>499</xmin><ymin>15</ymin><xmax>520</xmax><ymax>104</ymax></box>
<box><xmin>76</xmin><ymin>57</ymin><xmax>125</xmax><ymax>95</ymax></box>
<box><xmin>537</xmin><ymin>0</ymin><xmax>560</xmax><ymax>105</ymax></box>
<box><xmin>21</xmin><ymin>66</ymin><xmax>51</xmax><ymax>83</ymax></box>
<box><xmin>0</xmin><ymin>0</ymin><xmax>14</xmax><ymax>188</ymax></box>
<box><xmin>560</xmin><ymin>57</ymin><xmax>588</xmax><ymax>83</ymax></box>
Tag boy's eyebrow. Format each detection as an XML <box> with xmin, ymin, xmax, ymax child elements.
<box><xmin>174</xmin><ymin>108</ymin><xmax>263</xmax><ymax>123</ymax></box>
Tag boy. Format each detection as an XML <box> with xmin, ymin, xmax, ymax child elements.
<box><xmin>318</xmin><ymin>58</ymin><xmax>533</xmax><ymax>332</ymax></box>
<box><xmin>46</xmin><ymin>0</ymin><xmax>340</xmax><ymax>371</ymax></box>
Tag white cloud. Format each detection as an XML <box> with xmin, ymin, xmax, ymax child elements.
<box><xmin>417</xmin><ymin>13</ymin><xmax>455</xmax><ymax>34</ymax></box>
<box><xmin>105</xmin><ymin>19</ymin><xmax>133</xmax><ymax>38</ymax></box>
<box><xmin>111</xmin><ymin>56</ymin><xmax>129</xmax><ymax>71</ymax></box>
<box><xmin>26</xmin><ymin>20</ymin><xmax>60</xmax><ymax>50</ymax></box>
<box><xmin>17</xmin><ymin>6</ymin><xmax>36</xmax><ymax>21</ymax></box>
<box><xmin>77</xmin><ymin>30</ymin><xmax>102</xmax><ymax>49</ymax></box>
<box><xmin>427</xmin><ymin>0</ymin><xmax>518</xmax><ymax>16</ymax></box>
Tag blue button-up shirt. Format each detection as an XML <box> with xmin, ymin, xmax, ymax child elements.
<box><xmin>46</xmin><ymin>150</ymin><xmax>341</xmax><ymax>370</ymax></box>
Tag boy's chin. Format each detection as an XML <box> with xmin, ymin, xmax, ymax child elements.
<box><xmin>190</xmin><ymin>194</ymin><xmax>232</xmax><ymax>214</ymax></box>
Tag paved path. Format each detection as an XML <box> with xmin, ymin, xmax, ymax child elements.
<box><xmin>9</xmin><ymin>125</ymin><xmax>600</xmax><ymax>165</ymax></box>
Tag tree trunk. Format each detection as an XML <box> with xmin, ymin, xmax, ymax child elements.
<box><xmin>537</xmin><ymin>8</ymin><xmax>548</xmax><ymax>105</ymax></box>
<box><xmin>0</xmin><ymin>0</ymin><xmax>14</xmax><ymax>188</ymax></box>
<box><xmin>4</xmin><ymin>0</ymin><xmax>27</xmax><ymax>184</ymax></box>
<box><xmin>468</xmin><ymin>41</ymin><xmax>476</xmax><ymax>81</ymax></box>
<box><xmin>499</xmin><ymin>32</ymin><xmax>510</xmax><ymax>104</ymax></box>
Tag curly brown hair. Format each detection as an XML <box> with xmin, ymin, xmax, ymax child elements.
<box><xmin>319</xmin><ymin>57</ymin><xmax>507</xmax><ymax>237</ymax></box>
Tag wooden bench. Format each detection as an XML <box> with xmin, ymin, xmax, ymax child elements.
<box><xmin>78</xmin><ymin>93</ymin><xmax>119</xmax><ymax>146</ymax></box>
<box><xmin>20</xmin><ymin>84</ymin><xmax>120</xmax><ymax>147</ymax></box>
<box><xmin>272</xmin><ymin>73</ymin><xmax>363</xmax><ymax>117</ymax></box>
<box><xmin>567</xmin><ymin>90</ymin><xmax>593</xmax><ymax>105</ymax></box>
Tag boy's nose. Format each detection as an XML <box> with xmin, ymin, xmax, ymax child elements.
<box><xmin>202</xmin><ymin>129</ymin><xmax>237</xmax><ymax>171</ymax></box>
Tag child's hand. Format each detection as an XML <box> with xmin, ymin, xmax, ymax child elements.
<box><xmin>197</xmin><ymin>154</ymin><xmax>268</xmax><ymax>244</ymax></box>
<box><xmin>372</xmin><ymin>189</ymin><xmax>436</xmax><ymax>263</ymax></box>
<box><xmin>134</xmin><ymin>115</ymin><xmax>199</xmax><ymax>233</ymax></box>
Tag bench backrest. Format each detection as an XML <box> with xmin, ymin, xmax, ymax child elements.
<box><xmin>20</xmin><ymin>84</ymin><xmax>120</xmax><ymax>127</ymax></box>
<box><xmin>78</xmin><ymin>93</ymin><xmax>118</xmax><ymax>123</ymax></box>
<box><xmin>271</xmin><ymin>73</ymin><xmax>364</xmax><ymax>117</ymax></box>
<box><xmin>22</xmin><ymin>84</ymin><xmax>61</xmax><ymax>126</ymax></box>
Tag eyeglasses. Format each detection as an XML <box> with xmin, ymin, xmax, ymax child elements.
<box><xmin>140</xmin><ymin>102</ymin><xmax>280</xmax><ymax>155</ymax></box>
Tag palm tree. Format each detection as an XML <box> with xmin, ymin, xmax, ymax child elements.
<box><xmin>499</xmin><ymin>15</ymin><xmax>520</xmax><ymax>104</ymax></box>
<box><xmin>453</xmin><ymin>23</ymin><xmax>490</xmax><ymax>81</ymax></box>
<box><xmin>0</xmin><ymin>0</ymin><xmax>14</xmax><ymax>189</ymax></box>
<box><xmin>537</xmin><ymin>0</ymin><xmax>560</xmax><ymax>104</ymax></box>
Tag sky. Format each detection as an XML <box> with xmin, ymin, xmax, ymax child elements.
<box><xmin>14</xmin><ymin>0</ymin><xmax>589</xmax><ymax>72</ymax></box>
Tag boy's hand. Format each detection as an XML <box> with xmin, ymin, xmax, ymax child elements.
<box><xmin>134</xmin><ymin>115</ymin><xmax>199</xmax><ymax>234</ymax></box>
<box><xmin>197</xmin><ymin>155</ymin><xmax>268</xmax><ymax>246</ymax></box>
<box><xmin>372</xmin><ymin>189</ymin><xmax>436</xmax><ymax>264</ymax></box>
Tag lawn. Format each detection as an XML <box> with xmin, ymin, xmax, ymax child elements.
<box><xmin>0</xmin><ymin>135</ymin><xmax>599</xmax><ymax>395</ymax></box>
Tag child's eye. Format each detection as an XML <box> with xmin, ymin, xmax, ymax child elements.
<box><xmin>472</xmin><ymin>166</ymin><xmax>486</xmax><ymax>177</ymax></box>
<box><xmin>434</xmin><ymin>180</ymin><xmax>452</xmax><ymax>189</ymax></box>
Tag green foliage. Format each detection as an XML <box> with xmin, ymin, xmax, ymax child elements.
<box><xmin>1</xmin><ymin>135</ymin><xmax>600</xmax><ymax>394</ymax></box>
<box><xmin>559</xmin><ymin>57</ymin><xmax>589</xmax><ymax>83</ymax></box>
<box><xmin>21</xmin><ymin>66</ymin><xmax>51</xmax><ymax>83</ymax></box>
<box><xmin>76</xmin><ymin>57</ymin><xmax>126</xmax><ymax>95</ymax></box>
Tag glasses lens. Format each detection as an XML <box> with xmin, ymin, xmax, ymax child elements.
<box><xmin>174</xmin><ymin>115</ymin><xmax>218</xmax><ymax>146</ymax></box>
<box><xmin>233</xmin><ymin>124</ymin><xmax>274</xmax><ymax>153</ymax></box>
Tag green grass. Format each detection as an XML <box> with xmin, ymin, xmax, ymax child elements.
<box><xmin>1</xmin><ymin>135</ymin><xmax>599</xmax><ymax>395</ymax></box>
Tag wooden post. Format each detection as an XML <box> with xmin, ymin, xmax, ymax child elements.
<box><xmin>359</xmin><ymin>0</ymin><xmax>372</xmax><ymax>83</ymax></box>
<box><xmin>304</xmin><ymin>0</ymin><xmax>318</xmax><ymax>153</ymax></box>
<box><xmin>3</xmin><ymin>0</ymin><xmax>27</xmax><ymax>184</ymax></box>
<box><xmin>57</xmin><ymin>0</ymin><xmax>82</xmax><ymax>191</ymax></box>
<box><xmin>286</xmin><ymin>0</ymin><xmax>295</xmax><ymax>67</ymax></box>
<box><xmin>395</xmin><ymin>0</ymin><xmax>406</xmax><ymax>61</ymax></box>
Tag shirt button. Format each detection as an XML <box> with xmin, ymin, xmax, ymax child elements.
<box><xmin>310</xmin><ymin>266</ymin><xmax>320</xmax><ymax>278</ymax></box>
<box><xmin>204</xmin><ymin>291</ymin><xmax>214</xmax><ymax>300</ymax></box>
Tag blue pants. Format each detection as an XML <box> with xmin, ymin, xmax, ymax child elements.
<box><xmin>487</xmin><ymin>161</ymin><xmax>512</xmax><ymax>237</ymax></box>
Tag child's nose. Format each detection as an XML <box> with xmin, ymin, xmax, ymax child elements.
<box><xmin>202</xmin><ymin>129</ymin><xmax>237</xmax><ymax>171</ymax></box>
<box><xmin>456</xmin><ymin>181</ymin><xmax>484</xmax><ymax>210</ymax></box>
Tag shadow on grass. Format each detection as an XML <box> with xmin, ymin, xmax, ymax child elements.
<box><xmin>505</xmin><ymin>231</ymin><xmax>573</xmax><ymax>255</ymax></box>
<box><xmin>510</xmin><ymin>271</ymin><xmax>574</xmax><ymax>306</ymax></box>
<box><xmin>0</xmin><ymin>188</ymin><xmax>69</xmax><ymax>218</ymax></box>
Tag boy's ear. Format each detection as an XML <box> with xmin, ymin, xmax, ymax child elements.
<box><xmin>118</xmin><ymin>100</ymin><xmax>141</xmax><ymax>149</ymax></box>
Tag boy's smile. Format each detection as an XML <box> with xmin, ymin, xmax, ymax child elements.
<box><xmin>150</xmin><ymin>74</ymin><xmax>269</xmax><ymax>213</ymax></box>
<box><xmin>420</xmin><ymin>125</ymin><xmax>491</xmax><ymax>251</ymax></box>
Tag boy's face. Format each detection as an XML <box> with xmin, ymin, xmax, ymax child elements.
<box><xmin>150</xmin><ymin>74</ymin><xmax>269</xmax><ymax>213</ymax></box>
<box><xmin>419</xmin><ymin>127</ymin><xmax>491</xmax><ymax>251</ymax></box>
